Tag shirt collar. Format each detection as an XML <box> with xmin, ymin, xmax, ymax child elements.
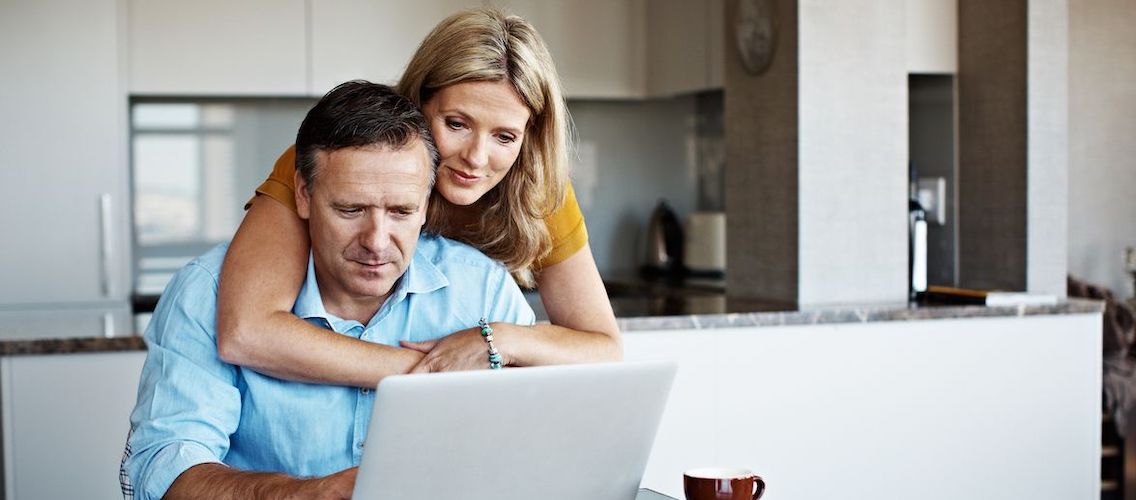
<box><xmin>292</xmin><ymin>239</ymin><xmax>449</xmax><ymax>328</ymax></box>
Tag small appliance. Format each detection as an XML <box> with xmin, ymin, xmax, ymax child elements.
<box><xmin>642</xmin><ymin>200</ymin><xmax>684</xmax><ymax>278</ymax></box>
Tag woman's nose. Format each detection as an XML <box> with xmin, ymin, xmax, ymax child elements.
<box><xmin>461</xmin><ymin>134</ymin><xmax>490</xmax><ymax>169</ymax></box>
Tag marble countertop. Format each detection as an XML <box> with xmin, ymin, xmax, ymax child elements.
<box><xmin>614</xmin><ymin>297</ymin><xmax>1102</xmax><ymax>331</ymax></box>
<box><xmin>0</xmin><ymin>297</ymin><xmax>1103</xmax><ymax>356</ymax></box>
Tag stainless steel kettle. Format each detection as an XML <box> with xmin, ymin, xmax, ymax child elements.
<box><xmin>642</xmin><ymin>200</ymin><xmax>684</xmax><ymax>277</ymax></box>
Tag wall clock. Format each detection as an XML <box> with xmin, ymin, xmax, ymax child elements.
<box><xmin>735</xmin><ymin>0</ymin><xmax>778</xmax><ymax>75</ymax></box>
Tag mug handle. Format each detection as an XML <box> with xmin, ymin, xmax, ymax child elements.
<box><xmin>751</xmin><ymin>475</ymin><xmax>766</xmax><ymax>500</ymax></box>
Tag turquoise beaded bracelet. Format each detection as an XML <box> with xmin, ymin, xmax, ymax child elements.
<box><xmin>478</xmin><ymin>318</ymin><xmax>503</xmax><ymax>370</ymax></box>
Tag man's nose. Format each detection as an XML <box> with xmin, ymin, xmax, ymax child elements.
<box><xmin>359</xmin><ymin>216</ymin><xmax>391</xmax><ymax>254</ymax></box>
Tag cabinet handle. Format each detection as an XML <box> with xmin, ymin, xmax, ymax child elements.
<box><xmin>99</xmin><ymin>193</ymin><xmax>113</xmax><ymax>297</ymax></box>
<box><xmin>103</xmin><ymin>312</ymin><xmax>115</xmax><ymax>338</ymax></box>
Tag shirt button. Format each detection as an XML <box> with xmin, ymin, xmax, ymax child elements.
<box><xmin>360</xmin><ymin>388</ymin><xmax>370</xmax><ymax>395</ymax></box>
<box><xmin>358</xmin><ymin>442</ymin><xmax>365</xmax><ymax>449</ymax></box>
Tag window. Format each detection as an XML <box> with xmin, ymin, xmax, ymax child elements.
<box><xmin>131</xmin><ymin>99</ymin><xmax>314</xmax><ymax>295</ymax></box>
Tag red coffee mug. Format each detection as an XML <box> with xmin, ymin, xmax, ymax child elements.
<box><xmin>683</xmin><ymin>467</ymin><xmax>765</xmax><ymax>500</ymax></box>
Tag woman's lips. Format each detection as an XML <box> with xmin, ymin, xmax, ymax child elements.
<box><xmin>446</xmin><ymin>166</ymin><xmax>480</xmax><ymax>186</ymax></box>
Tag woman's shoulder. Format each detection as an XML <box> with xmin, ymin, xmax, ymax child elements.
<box><xmin>540</xmin><ymin>182</ymin><xmax>588</xmax><ymax>268</ymax></box>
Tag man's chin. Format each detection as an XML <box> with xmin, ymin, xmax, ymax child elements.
<box><xmin>343</xmin><ymin>274</ymin><xmax>397</xmax><ymax>300</ymax></box>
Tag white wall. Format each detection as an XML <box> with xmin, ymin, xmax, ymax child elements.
<box><xmin>1027</xmin><ymin>0</ymin><xmax>1070</xmax><ymax>297</ymax></box>
<box><xmin>798</xmin><ymin>0</ymin><xmax>909</xmax><ymax>305</ymax></box>
<box><xmin>1068</xmin><ymin>0</ymin><xmax>1136</xmax><ymax>299</ymax></box>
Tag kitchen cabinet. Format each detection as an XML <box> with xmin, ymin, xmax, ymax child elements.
<box><xmin>310</xmin><ymin>0</ymin><xmax>483</xmax><ymax>95</ymax></box>
<box><xmin>646</xmin><ymin>0</ymin><xmax>726</xmax><ymax>97</ymax></box>
<box><xmin>0</xmin><ymin>0</ymin><xmax>132</xmax><ymax>332</ymax></box>
<box><xmin>1</xmin><ymin>351</ymin><xmax>146</xmax><ymax>500</ymax></box>
<box><xmin>0</xmin><ymin>307</ymin><xmax>133</xmax><ymax>341</ymax></box>
<box><xmin>125</xmin><ymin>1</ymin><xmax>724</xmax><ymax>99</ymax></box>
<box><xmin>127</xmin><ymin>0</ymin><xmax>308</xmax><ymax>95</ymax></box>
<box><xmin>906</xmin><ymin>0</ymin><xmax>957</xmax><ymax>73</ymax></box>
<box><xmin>490</xmin><ymin>0</ymin><xmax>647</xmax><ymax>99</ymax></box>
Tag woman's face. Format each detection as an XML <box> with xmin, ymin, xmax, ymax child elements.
<box><xmin>421</xmin><ymin>80</ymin><xmax>532</xmax><ymax>206</ymax></box>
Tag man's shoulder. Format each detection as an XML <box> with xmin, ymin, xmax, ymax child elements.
<box><xmin>188</xmin><ymin>243</ymin><xmax>230</xmax><ymax>277</ymax></box>
<box><xmin>416</xmin><ymin>234</ymin><xmax>509</xmax><ymax>276</ymax></box>
<box><xmin>156</xmin><ymin>243</ymin><xmax>230</xmax><ymax>303</ymax></box>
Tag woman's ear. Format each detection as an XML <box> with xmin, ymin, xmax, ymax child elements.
<box><xmin>294</xmin><ymin>170</ymin><xmax>312</xmax><ymax>220</ymax></box>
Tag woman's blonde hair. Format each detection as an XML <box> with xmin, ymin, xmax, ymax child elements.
<box><xmin>396</xmin><ymin>7</ymin><xmax>571</xmax><ymax>287</ymax></box>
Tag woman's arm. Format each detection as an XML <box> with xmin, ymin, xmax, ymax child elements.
<box><xmin>216</xmin><ymin>196</ymin><xmax>423</xmax><ymax>387</ymax></box>
<box><xmin>406</xmin><ymin>243</ymin><xmax>621</xmax><ymax>372</ymax></box>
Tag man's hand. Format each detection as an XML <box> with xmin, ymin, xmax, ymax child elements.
<box><xmin>403</xmin><ymin>326</ymin><xmax>498</xmax><ymax>373</ymax></box>
<box><xmin>164</xmin><ymin>463</ymin><xmax>357</xmax><ymax>500</ymax></box>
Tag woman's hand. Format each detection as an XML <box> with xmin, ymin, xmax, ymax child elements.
<box><xmin>402</xmin><ymin>326</ymin><xmax>499</xmax><ymax>373</ymax></box>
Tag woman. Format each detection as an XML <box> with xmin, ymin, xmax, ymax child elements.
<box><xmin>216</xmin><ymin>7</ymin><xmax>621</xmax><ymax>387</ymax></box>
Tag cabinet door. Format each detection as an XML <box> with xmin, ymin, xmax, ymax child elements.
<box><xmin>491</xmin><ymin>0</ymin><xmax>646</xmax><ymax>99</ymax></box>
<box><xmin>0</xmin><ymin>0</ymin><xmax>130</xmax><ymax>307</ymax></box>
<box><xmin>647</xmin><ymin>0</ymin><xmax>708</xmax><ymax>97</ymax></box>
<box><xmin>906</xmin><ymin>0</ymin><xmax>957</xmax><ymax>74</ymax></box>
<box><xmin>647</xmin><ymin>0</ymin><xmax>725</xmax><ymax>97</ymax></box>
<box><xmin>310</xmin><ymin>0</ymin><xmax>484</xmax><ymax>96</ymax></box>
<box><xmin>706</xmin><ymin>0</ymin><xmax>726</xmax><ymax>89</ymax></box>
<box><xmin>127</xmin><ymin>0</ymin><xmax>308</xmax><ymax>95</ymax></box>
<box><xmin>1</xmin><ymin>351</ymin><xmax>147</xmax><ymax>500</ymax></box>
<box><xmin>0</xmin><ymin>307</ymin><xmax>133</xmax><ymax>340</ymax></box>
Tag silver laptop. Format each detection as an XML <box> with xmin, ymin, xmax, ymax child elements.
<box><xmin>352</xmin><ymin>361</ymin><xmax>677</xmax><ymax>500</ymax></box>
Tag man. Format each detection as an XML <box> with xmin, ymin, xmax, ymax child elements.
<box><xmin>122</xmin><ymin>81</ymin><xmax>535</xmax><ymax>500</ymax></box>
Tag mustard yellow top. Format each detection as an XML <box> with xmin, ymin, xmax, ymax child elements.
<box><xmin>250</xmin><ymin>145</ymin><xmax>588</xmax><ymax>269</ymax></box>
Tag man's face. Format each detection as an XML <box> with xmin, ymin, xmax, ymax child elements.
<box><xmin>295</xmin><ymin>143</ymin><xmax>432</xmax><ymax>311</ymax></box>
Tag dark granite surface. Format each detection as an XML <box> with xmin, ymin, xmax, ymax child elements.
<box><xmin>1</xmin><ymin>297</ymin><xmax>1103</xmax><ymax>355</ymax></box>
<box><xmin>0</xmin><ymin>335</ymin><xmax>146</xmax><ymax>356</ymax></box>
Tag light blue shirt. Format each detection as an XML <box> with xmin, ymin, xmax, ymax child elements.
<box><xmin>124</xmin><ymin>234</ymin><xmax>535</xmax><ymax>500</ymax></box>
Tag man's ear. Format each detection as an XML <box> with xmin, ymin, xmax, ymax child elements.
<box><xmin>295</xmin><ymin>170</ymin><xmax>311</xmax><ymax>220</ymax></box>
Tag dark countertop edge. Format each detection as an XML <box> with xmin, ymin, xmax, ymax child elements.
<box><xmin>0</xmin><ymin>336</ymin><xmax>146</xmax><ymax>356</ymax></box>
<box><xmin>0</xmin><ymin>300</ymin><xmax>1104</xmax><ymax>355</ymax></box>
<box><xmin>616</xmin><ymin>298</ymin><xmax>1105</xmax><ymax>332</ymax></box>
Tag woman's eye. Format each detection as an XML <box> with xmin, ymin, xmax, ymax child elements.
<box><xmin>445</xmin><ymin>119</ymin><xmax>466</xmax><ymax>131</ymax></box>
<box><xmin>496</xmin><ymin>134</ymin><xmax>517</xmax><ymax>144</ymax></box>
<box><xmin>338</xmin><ymin>208</ymin><xmax>363</xmax><ymax>216</ymax></box>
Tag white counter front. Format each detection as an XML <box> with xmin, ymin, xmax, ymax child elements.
<box><xmin>627</xmin><ymin>311</ymin><xmax>1102</xmax><ymax>500</ymax></box>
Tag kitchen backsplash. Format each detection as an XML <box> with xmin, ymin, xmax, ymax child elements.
<box><xmin>129</xmin><ymin>91</ymin><xmax>725</xmax><ymax>293</ymax></box>
<box><xmin>567</xmin><ymin>90</ymin><xmax>724</xmax><ymax>276</ymax></box>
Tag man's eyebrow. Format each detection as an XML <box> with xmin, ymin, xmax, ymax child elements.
<box><xmin>388</xmin><ymin>202</ymin><xmax>421</xmax><ymax>212</ymax></box>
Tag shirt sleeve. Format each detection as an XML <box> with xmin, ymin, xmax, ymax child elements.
<box><xmin>124</xmin><ymin>263</ymin><xmax>242</xmax><ymax>500</ymax></box>
<box><xmin>245</xmin><ymin>144</ymin><xmax>300</xmax><ymax>212</ymax></box>
<box><xmin>538</xmin><ymin>182</ymin><xmax>589</xmax><ymax>269</ymax></box>
<box><xmin>485</xmin><ymin>264</ymin><xmax>537</xmax><ymax>327</ymax></box>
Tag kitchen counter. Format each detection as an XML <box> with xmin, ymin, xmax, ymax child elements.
<box><xmin>0</xmin><ymin>298</ymin><xmax>1102</xmax><ymax>355</ymax></box>
<box><xmin>0</xmin><ymin>296</ymin><xmax>1104</xmax><ymax>499</ymax></box>
<box><xmin>0</xmin><ymin>334</ymin><xmax>145</xmax><ymax>356</ymax></box>
<box><xmin>613</xmin><ymin>297</ymin><xmax>1102</xmax><ymax>331</ymax></box>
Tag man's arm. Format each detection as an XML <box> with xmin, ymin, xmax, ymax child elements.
<box><xmin>125</xmin><ymin>260</ymin><xmax>245</xmax><ymax>500</ymax></box>
<box><xmin>165</xmin><ymin>463</ymin><xmax>356</xmax><ymax>500</ymax></box>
